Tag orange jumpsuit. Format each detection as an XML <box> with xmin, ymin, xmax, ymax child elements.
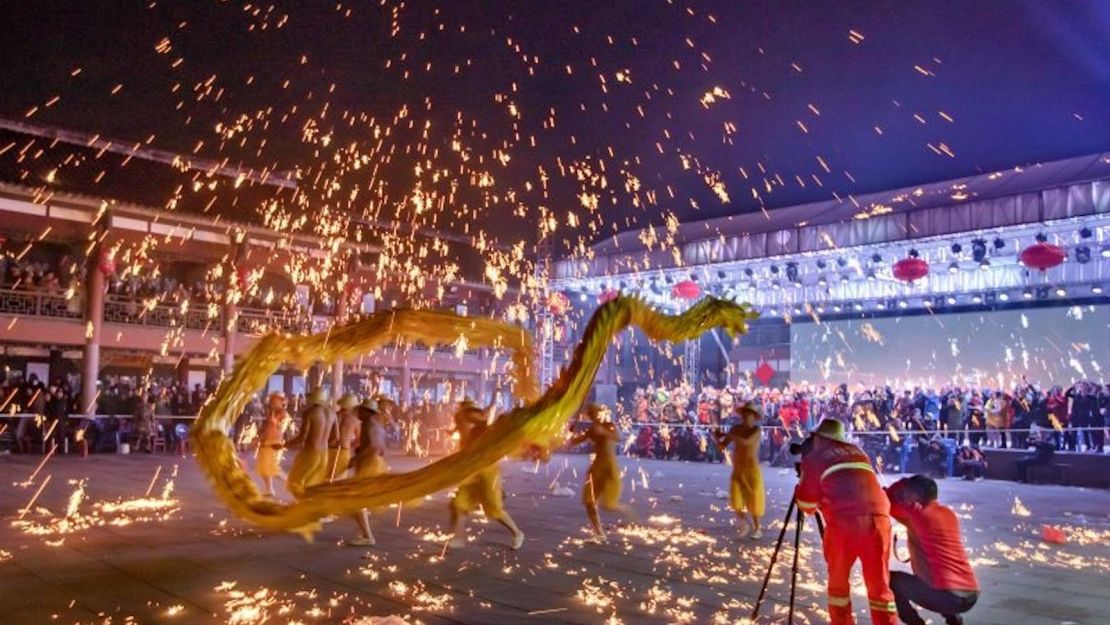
<box><xmin>796</xmin><ymin>434</ymin><xmax>896</xmax><ymax>625</ymax></box>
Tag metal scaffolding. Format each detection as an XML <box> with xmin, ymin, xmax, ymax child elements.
<box><xmin>683</xmin><ymin>338</ymin><xmax>700</xmax><ymax>387</ymax></box>
<box><xmin>535</xmin><ymin>238</ymin><xmax>556</xmax><ymax>388</ymax></box>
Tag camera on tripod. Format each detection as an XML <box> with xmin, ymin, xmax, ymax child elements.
<box><xmin>752</xmin><ymin>431</ymin><xmax>824</xmax><ymax>625</ymax></box>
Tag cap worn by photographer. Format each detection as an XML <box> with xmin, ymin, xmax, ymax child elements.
<box><xmin>814</xmin><ymin>418</ymin><xmax>847</xmax><ymax>442</ymax></box>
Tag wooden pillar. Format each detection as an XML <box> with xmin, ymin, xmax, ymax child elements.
<box><xmin>477</xmin><ymin>349</ymin><xmax>491</xmax><ymax>405</ymax></box>
<box><xmin>222</xmin><ymin>300</ymin><xmax>237</xmax><ymax>373</ymax></box>
<box><xmin>81</xmin><ymin>235</ymin><xmax>107</xmax><ymax>415</ymax></box>
<box><xmin>400</xmin><ymin>362</ymin><xmax>412</xmax><ymax>408</ymax></box>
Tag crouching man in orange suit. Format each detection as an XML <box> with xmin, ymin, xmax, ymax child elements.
<box><xmin>795</xmin><ymin>419</ymin><xmax>896</xmax><ymax>625</ymax></box>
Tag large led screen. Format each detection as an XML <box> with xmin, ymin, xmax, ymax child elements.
<box><xmin>789</xmin><ymin>304</ymin><xmax>1109</xmax><ymax>388</ymax></box>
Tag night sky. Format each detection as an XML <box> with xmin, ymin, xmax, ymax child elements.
<box><xmin>3</xmin><ymin>1</ymin><xmax>1109</xmax><ymax>249</ymax></box>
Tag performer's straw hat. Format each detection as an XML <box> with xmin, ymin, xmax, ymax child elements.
<box><xmin>814</xmin><ymin>418</ymin><xmax>847</xmax><ymax>442</ymax></box>
<box><xmin>361</xmin><ymin>397</ymin><xmax>379</xmax><ymax>412</ymax></box>
<box><xmin>306</xmin><ymin>387</ymin><xmax>328</xmax><ymax>406</ymax></box>
<box><xmin>736</xmin><ymin>401</ymin><xmax>762</xmax><ymax>422</ymax></box>
<box><xmin>338</xmin><ymin>393</ymin><xmax>360</xmax><ymax>410</ymax></box>
<box><xmin>454</xmin><ymin>400</ymin><xmax>487</xmax><ymax>425</ymax></box>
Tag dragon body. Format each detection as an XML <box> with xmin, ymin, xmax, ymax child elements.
<box><xmin>192</xmin><ymin>296</ymin><xmax>756</xmax><ymax>537</ymax></box>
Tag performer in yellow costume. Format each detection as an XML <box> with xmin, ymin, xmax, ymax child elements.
<box><xmin>327</xmin><ymin>393</ymin><xmax>361</xmax><ymax>482</ymax></box>
<box><xmin>448</xmin><ymin>401</ymin><xmax>525</xmax><ymax>550</ymax></box>
<box><xmin>352</xmin><ymin>397</ymin><xmax>389</xmax><ymax>478</ymax></box>
<box><xmin>285</xmin><ymin>387</ymin><xmax>333</xmax><ymax>499</ymax></box>
<box><xmin>714</xmin><ymin>401</ymin><xmax>765</xmax><ymax>539</ymax></box>
<box><xmin>255</xmin><ymin>392</ymin><xmax>289</xmax><ymax>497</ymax></box>
<box><xmin>346</xmin><ymin>398</ymin><xmax>388</xmax><ymax>547</ymax></box>
<box><xmin>570</xmin><ymin>403</ymin><xmax>623</xmax><ymax>542</ymax></box>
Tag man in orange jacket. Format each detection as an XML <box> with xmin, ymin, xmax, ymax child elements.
<box><xmin>886</xmin><ymin>475</ymin><xmax>979</xmax><ymax>625</ymax></box>
<box><xmin>795</xmin><ymin>419</ymin><xmax>896</xmax><ymax>625</ymax></box>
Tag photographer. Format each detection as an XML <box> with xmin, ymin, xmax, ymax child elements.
<box><xmin>886</xmin><ymin>475</ymin><xmax>979</xmax><ymax>625</ymax></box>
<box><xmin>795</xmin><ymin>419</ymin><xmax>897</xmax><ymax>625</ymax></box>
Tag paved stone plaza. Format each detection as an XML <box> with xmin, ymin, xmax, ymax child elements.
<box><xmin>1</xmin><ymin>451</ymin><xmax>1107</xmax><ymax>625</ymax></box>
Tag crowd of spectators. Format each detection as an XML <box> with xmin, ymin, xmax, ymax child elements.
<box><xmin>106</xmin><ymin>274</ymin><xmax>294</xmax><ymax>311</ymax></box>
<box><xmin>0</xmin><ymin>374</ymin><xmax>219</xmax><ymax>455</ymax></box>
<box><xmin>1</xmin><ymin>255</ymin><xmax>77</xmax><ymax>294</ymax></box>
<box><xmin>0</xmin><ymin>250</ymin><xmax>293</xmax><ymax>312</ymax></box>
<box><xmin>615</xmin><ymin>379</ymin><xmax>1109</xmax><ymax>468</ymax></box>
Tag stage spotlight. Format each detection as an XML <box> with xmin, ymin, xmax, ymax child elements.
<box><xmin>951</xmin><ymin>243</ymin><xmax>963</xmax><ymax>255</ymax></box>
<box><xmin>793</xmin><ymin>306</ymin><xmax>802</xmax><ymax>315</ymax></box>
<box><xmin>908</xmin><ymin>248</ymin><xmax>920</xmax><ymax>258</ymax></box>
<box><xmin>971</xmin><ymin>239</ymin><xmax>987</xmax><ymax>263</ymax></box>
<box><xmin>992</xmin><ymin>237</ymin><xmax>1005</xmax><ymax>250</ymax></box>
<box><xmin>979</xmin><ymin>258</ymin><xmax>991</xmax><ymax>270</ymax></box>
<box><xmin>1093</xmin><ymin>284</ymin><xmax>1104</xmax><ymax>295</ymax></box>
<box><xmin>866</xmin><ymin>269</ymin><xmax>876</xmax><ymax>281</ymax></box>
<box><xmin>946</xmin><ymin>295</ymin><xmax>957</xmax><ymax>305</ymax></box>
<box><xmin>876</xmin><ymin>301</ymin><xmax>887</xmax><ymax>310</ymax></box>
<box><xmin>836</xmin><ymin>257</ymin><xmax>848</xmax><ymax>268</ymax></box>
<box><xmin>767</xmin><ymin>308</ymin><xmax>778</xmax><ymax>317</ymax></box>
<box><xmin>998</xmin><ymin>292</ymin><xmax>1010</xmax><ymax>302</ymax></box>
<box><xmin>817</xmin><ymin>275</ymin><xmax>828</xmax><ymax>286</ymax></box>
<box><xmin>1022</xmin><ymin>287</ymin><xmax>1033</xmax><ymax>300</ymax></box>
<box><xmin>870</xmin><ymin>253</ymin><xmax>882</xmax><ymax>264</ymax></box>
<box><xmin>971</xmin><ymin>294</ymin><xmax>982</xmax><ymax>304</ymax></box>
<box><xmin>816</xmin><ymin>305</ymin><xmax>826</xmax><ymax>313</ymax></box>
<box><xmin>1056</xmin><ymin>287</ymin><xmax>1067</xmax><ymax>297</ymax></box>
<box><xmin>840</xmin><ymin>273</ymin><xmax>850</xmax><ymax>283</ymax></box>
<box><xmin>1075</xmin><ymin>246</ymin><xmax>1091</xmax><ymax>264</ymax></box>
<box><xmin>816</xmin><ymin>260</ymin><xmax>827</xmax><ymax>270</ymax></box>
<box><xmin>922</xmin><ymin>298</ymin><xmax>934</xmax><ymax>308</ymax></box>
<box><xmin>770</xmin><ymin>265</ymin><xmax>780</xmax><ymax>275</ymax></box>
<box><xmin>579</xmin><ymin>293</ymin><xmax>588</xmax><ymax>302</ymax></box>
<box><xmin>786</xmin><ymin>262</ymin><xmax>801</xmax><ymax>286</ymax></box>
<box><xmin>772</xmin><ymin>280</ymin><xmax>781</xmax><ymax>290</ymax></box>
<box><xmin>748</xmin><ymin>282</ymin><xmax>757</xmax><ymax>291</ymax></box>
<box><xmin>1101</xmin><ymin>245</ymin><xmax>1110</xmax><ymax>259</ymax></box>
<box><xmin>1079</xmin><ymin>226</ymin><xmax>1093</xmax><ymax>239</ymax></box>
<box><xmin>897</xmin><ymin>300</ymin><xmax>908</xmax><ymax>309</ymax></box>
<box><xmin>833</xmin><ymin>304</ymin><xmax>843</xmax><ymax>312</ymax></box>
<box><xmin>853</xmin><ymin>302</ymin><xmax>863</xmax><ymax>311</ymax></box>
<box><xmin>744</xmin><ymin>268</ymin><xmax>754</xmax><ymax>277</ymax></box>
<box><xmin>947</xmin><ymin>261</ymin><xmax>959</xmax><ymax>274</ymax></box>
<box><xmin>717</xmin><ymin>270</ymin><xmax>727</xmax><ymax>280</ymax></box>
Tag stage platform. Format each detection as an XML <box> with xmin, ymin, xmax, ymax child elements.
<box><xmin>982</xmin><ymin>448</ymin><xmax>1110</xmax><ymax>488</ymax></box>
<box><xmin>1</xmin><ymin>452</ymin><xmax>1107</xmax><ymax>625</ymax></box>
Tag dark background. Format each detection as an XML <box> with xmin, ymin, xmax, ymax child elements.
<box><xmin>3</xmin><ymin>1</ymin><xmax>1108</xmax><ymax>249</ymax></box>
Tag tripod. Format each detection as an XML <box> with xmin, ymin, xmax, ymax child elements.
<box><xmin>750</xmin><ymin>497</ymin><xmax>825</xmax><ymax>624</ymax></box>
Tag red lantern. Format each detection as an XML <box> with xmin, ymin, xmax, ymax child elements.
<box><xmin>892</xmin><ymin>257</ymin><xmax>929</xmax><ymax>283</ymax></box>
<box><xmin>547</xmin><ymin>291</ymin><xmax>570</xmax><ymax>315</ymax></box>
<box><xmin>1020</xmin><ymin>242</ymin><xmax>1065</xmax><ymax>272</ymax></box>
<box><xmin>598</xmin><ymin>289</ymin><xmax>619</xmax><ymax>304</ymax></box>
<box><xmin>97</xmin><ymin>248</ymin><xmax>116</xmax><ymax>276</ymax></box>
<box><xmin>754</xmin><ymin>361</ymin><xmax>776</xmax><ymax>386</ymax></box>
<box><xmin>672</xmin><ymin>280</ymin><xmax>700</xmax><ymax>300</ymax></box>
<box><xmin>236</xmin><ymin>266</ymin><xmax>251</xmax><ymax>290</ymax></box>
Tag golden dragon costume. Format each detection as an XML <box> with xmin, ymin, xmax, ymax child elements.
<box><xmin>191</xmin><ymin>296</ymin><xmax>756</xmax><ymax>538</ymax></box>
